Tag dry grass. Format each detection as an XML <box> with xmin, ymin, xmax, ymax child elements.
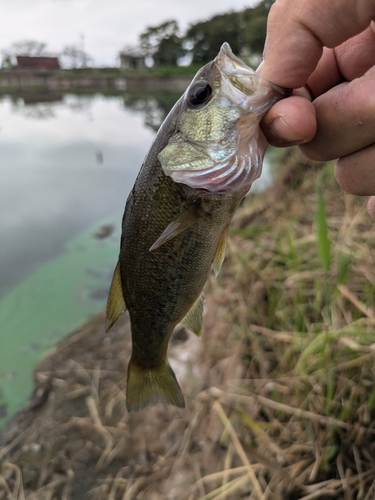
<box><xmin>1</xmin><ymin>149</ymin><xmax>375</xmax><ymax>499</ymax></box>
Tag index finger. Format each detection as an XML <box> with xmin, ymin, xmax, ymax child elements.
<box><xmin>260</xmin><ymin>0</ymin><xmax>375</xmax><ymax>88</ymax></box>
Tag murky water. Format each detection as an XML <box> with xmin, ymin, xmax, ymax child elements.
<box><xmin>0</xmin><ymin>90</ymin><xmax>180</xmax><ymax>428</ymax></box>
<box><xmin>0</xmin><ymin>89</ymin><xmax>275</xmax><ymax>429</ymax></box>
<box><xmin>0</xmin><ymin>92</ymin><xmax>180</xmax><ymax>299</ymax></box>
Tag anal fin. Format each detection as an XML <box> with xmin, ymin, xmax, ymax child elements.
<box><xmin>180</xmin><ymin>292</ymin><xmax>205</xmax><ymax>337</ymax></box>
<box><xmin>106</xmin><ymin>260</ymin><xmax>126</xmax><ymax>331</ymax></box>
<box><xmin>212</xmin><ymin>225</ymin><xmax>229</xmax><ymax>277</ymax></box>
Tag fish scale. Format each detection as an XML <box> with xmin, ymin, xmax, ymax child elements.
<box><xmin>106</xmin><ymin>43</ymin><xmax>290</xmax><ymax>411</ymax></box>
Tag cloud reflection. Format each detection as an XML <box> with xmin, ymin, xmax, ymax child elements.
<box><xmin>0</xmin><ymin>93</ymin><xmax>156</xmax><ymax>297</ymax></box>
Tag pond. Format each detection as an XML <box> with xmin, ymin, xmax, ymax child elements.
<box><xmin>0</xmin><ymin>89</ymin><xmax>276</xmax><ymax>430</ymax></box>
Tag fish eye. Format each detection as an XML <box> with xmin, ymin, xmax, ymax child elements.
<box><xmin>188</xmin><ymin>82</ymin><xmax>213</xmax><ymax>107</ymax></box>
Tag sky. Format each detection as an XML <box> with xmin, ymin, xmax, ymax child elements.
<box><xmin>1</xmin><ymin>0</ymin><xmax>258</xmax><ymax>67</ymax></box>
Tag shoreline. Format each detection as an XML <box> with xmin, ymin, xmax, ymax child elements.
<box><xmin>0</xmin><ymin>68</ymin><xmax>194</xmax><ymax>93</ymax></box>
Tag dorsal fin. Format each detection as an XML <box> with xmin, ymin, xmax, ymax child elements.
<box><xmin>149</xmin><ymin>201</ymin><xmax>208</xmax><ymax>251</ymax></box>
<box><xmin>106</xmin><ymin>260</ymin><xmax>126</xmax><ymax>331</ymax></box>
<box><xmin>180</xmin><ymin>292</ymin><xmax>205</xmax><ymax>337</ymax></box>
<box><xmin>212</xmin><ymin>225</ymin><xmax>229</xmax><ymax>277</ymax></box>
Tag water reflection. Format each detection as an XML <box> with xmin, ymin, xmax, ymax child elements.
<box><xmin>123</xmin><ymin>92</ymin><xmax>181</xmax><ymax>131</ymax></box>
<box><xmin>7</xmin><ymin>90</ymin><xmax>181</xmax><ymax>129</ymax></box>
<box><xmin>9</xmin><ymin>92</ymin><xmax>96</xmax><ymax>120</ymax></box>
<box><xmin>13</xmin><ymin>93</ymin><xmax>63</xmax><ymax>119</ymax></box>
<box><xmin>0</xmin><ymin>91</ymin><xmax>182</xmax><ymax>299</ymax></box>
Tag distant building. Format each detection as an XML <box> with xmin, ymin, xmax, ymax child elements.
<box><xmin>16</xmin><ymin>56</ymin><xmax>60</xmax><ymax>70</ymax></box>
<box><xmin>119</xmin><ymin>46</ymin><xmax>148</xmax><ymax>70</ymax></box>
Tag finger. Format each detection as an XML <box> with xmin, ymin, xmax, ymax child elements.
<box><xmin>261</xmin><ymin>95</ymin><xmax>316</xmax><ymax>147</ymax></box>
<box><xmin>367</xmin><ymin>196</ymin><xmax>375</xmax><ymax>220</ymax></box>
<box><xmin>334</xmin><ymin>144</ymin><xmax>375</xmax><ymax>196</ymax></box>
<box><xmin>335</xmin><ymin>25</ymin><xmax>375</xmax><ymax>80</ymax></box>
<box><xmin>306</xmin><ymin>28</ymin><xmax>375</xmax><ymax>97</ymax></box>
<box><xmin>300</xmin><ymin>68</ymin><xmax>375</xmax><ymax>161</ymax></box>
<box><xmin>306</xmin><ymin>48</ymin><xmax>342</xmax><ymax>98</ymax></box>
<box><xmin>261</xmin><ymin>0</ymin><xmax>375</xmax><ymax>88</ymax></box>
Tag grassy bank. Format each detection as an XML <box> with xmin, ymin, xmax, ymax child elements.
<box><xmin>1</xmin><ymin>149</ymin><xmax>375</xmax><ymax>499</ymax></box>
<box><xmin>0</xmin><ymin>65</ymin><xmax>199</xmax><ymax>95</ymax></box>
<box><xmin>53</xmin><ymin>64</ymin><xmax>201</xmax><ymax>79</ymax></box>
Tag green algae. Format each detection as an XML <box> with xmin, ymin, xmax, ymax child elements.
<box><xmin>0</xmin><ymin>218</ymin><xmax>121</xmax><ymax>429</ymax></box>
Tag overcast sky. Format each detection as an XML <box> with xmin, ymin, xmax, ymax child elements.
<box><xmin>1</xmin><ymin>0</ymin><xmax>258</xmax><ymax>67</ymax></box>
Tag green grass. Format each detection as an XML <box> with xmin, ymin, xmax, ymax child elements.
<box><xmin>315</xmin><ymin>177</ymin><xmax>332</xmax><ymax>274</ymax></box>
<box><xmin>53</xmin><ymin>64</ymin><xmax>201</xmax><ymax>79</ymax></box>
<box><xmin>210</xmin><ymin>148</ymin><xmax>375</xmax><ymax>497</ymax></box>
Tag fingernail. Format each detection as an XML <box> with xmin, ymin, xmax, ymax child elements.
<box><xmin>270</xmin><ymin>116</ymin><xmax>308</xmax><ymax>143</ymax></box>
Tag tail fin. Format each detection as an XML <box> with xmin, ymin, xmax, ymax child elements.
<box><xmin>126</xmin><ymin>359</ymin><xmax>185</xmax><ymax>412</ymax></box>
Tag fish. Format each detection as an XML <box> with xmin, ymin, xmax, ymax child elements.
<box><xmin>106</xmin><ymin>43</ymin><xmax>290</xmax><ymax>412</ymax></box>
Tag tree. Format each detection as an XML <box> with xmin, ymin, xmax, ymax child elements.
<box><xmin>61</xmin><ymin>45</ymin><xmax>91</xmax><ymax>69</ymax></box>
<box><xmin>9</xmin><ymin>40</ymin><xmax>48</xmax><ymax>56</ymax></box>
<box><xmin>184</xmin><ymin>0</ymin><xmax>275</xmax><ymax>64</ymax></box>
<box><xmin>1</xmin><ymin>55</ymin><xmax>14</xmax><ymax>69</ymax></box>
<box><xmin>1</xmin><ymin>40</ymin><xmax>48</xmax><ymax>66</ymax></box>
<box><xmin>139</xmin><ymin>20</ymin><xmax>184</xmax><ymax>66</ymax></box>
<box><xmin>240</xmin><ymin>0</ymin><xmax>274</xmax><ymax>55</ymax></box>
<box><xmin>185</xmin><ymin>11</ymin><xmax>241</xmax><ymax>64</ymax></box>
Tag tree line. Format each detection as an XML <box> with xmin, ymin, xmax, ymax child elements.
<box><xmin>1</xmin><ymin>0</ymin><xmax>274</xmax><ymax>69</ymax></box>
<box><xmin>139</xmin><ymin>0</ymin><xmax>274</xmax><ymax>66</ymax></box>
<box><xmin>1</xmin><ymin>39</ymin><xmax>91</xmax><ymax>69</ymax></box>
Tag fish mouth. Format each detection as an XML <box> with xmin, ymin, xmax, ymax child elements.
<box><xmin>159</xmin><ymin>43</ymin><xmax>292</xmax><ymax>196</ymax></box>
<box><xmin>214</xmin><ymin>42</ymin><xmax>255</xmax><ymax>77</ymax></box>
<box><xmin>214</xmin><ymin>42</ymin><xmax>291</xmax><ymax>102</ymax></box>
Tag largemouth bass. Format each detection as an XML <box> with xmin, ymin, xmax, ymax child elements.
<box><xmin>106</xmin><ymin>43</ymin><xmax>289</xmax><ymax>412</ymax></box>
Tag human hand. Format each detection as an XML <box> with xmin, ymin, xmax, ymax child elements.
<box><xmin>259</xmin><ymin>0</ymin><xmax>375</xmax><ymax>219</ymax></box>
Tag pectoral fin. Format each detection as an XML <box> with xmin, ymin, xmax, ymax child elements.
<box><xmin>180</xmin><ymin>292</ymin><xmax>205</xmax><ymax>337</ymax></box>
<box><xmin>149</xmin><ymin>201</ymin><xmax>208</xmax><ymax>251</ymax></box>
<box><xmin>106</xmin><ymin>261</ymin><xmax>126</xmax><ymax>331</ymax></box>
<box><xmin>212</xmin><ymin>226</ymin><xmax>229</xmax><ymax>277</ymax></box>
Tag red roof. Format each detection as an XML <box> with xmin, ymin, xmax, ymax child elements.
<box><xmin>16</xmin><ymin>56</ymin><xmax>60</xmax><ymax>70</ymax></box>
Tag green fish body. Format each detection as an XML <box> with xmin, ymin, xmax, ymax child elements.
<box><xmin>106</xmin><ymin>43</ymin><xmax>289</xmax><ymax>411</ymax></box>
